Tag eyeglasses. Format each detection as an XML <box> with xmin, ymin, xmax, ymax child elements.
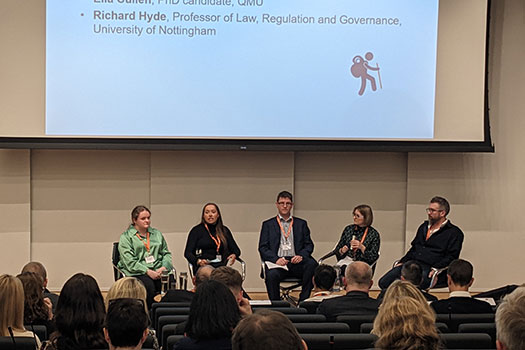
<box><xmin>277</xmin><ymin>202</ymin><xmax>293</xmax><ymax>207</ymax></box>
<box><xmin>426</xmin><ymin>208</ymin><xmax>443</xmax><ymax>213</ymax></box>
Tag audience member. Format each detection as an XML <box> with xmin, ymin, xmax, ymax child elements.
<box><xmin>174</xmin><ymin>280</ymin><xmax>241</xmax><ymax>350</ymax></box>
<box><xmin>317</xmin><ymin>261</ymin><xmax>379</xmax><ymax>321</ymax></box>
<box><xmin>161</xmin><ymin>265</ymin><xmax>214</xmax><ymax>302</ymax></box>
<box><xmin>21</xmin><ymin>261</ymin><xmax>59</xmax><ymax>313</ymax></box>
<box><xmin>0</xmin><ymin>274</ymin><xmax>41</xmax><ymax>349</ymax></box>
<box><xmin>495</xmin><ymin>286</ymin><xmax>525</xmax><ymax>350</ymax></box>
<box><xmin>105</xmin><ymin>277</ymin><xmax>159</xmax><ymax>350</ymax></box>
<box><xmin>232</xmin><ymin>309</ymin><xmax>306</xmax><ymax>350</ymax></box>
<box><xmin>104</xmin><ymin>298</ymin><xmax>150</xmax><ymax>350</ymax></box>
<box><xmin>431</xmin><ymin>259</ymin><xmax>493</xmax><ymax>314</ymax></box>
<box><xmin>16</xmin><ymin>272</ymin><xmax>55</xmax><ymax>333</ymax></box>
<box><xmin>258</xmin><ymin>191</ymin><xmax>318</xmax><ymax>301</ymax></box>
<box><xmin>303</xmin><ymin>265</ymin><xmax>338</xmax><ymax>302</ymax></box>
<box><xmin>379</xmin><ymin>196</ymin><xmax>464</xmax><ymax>290</ymax></box>
<box><xmin>210</xmin><ymin>266</ymin><xmax>252</xmax><ymax>316</ymax></box>
<box><xmin>377</xmin><ymin>261</ymin><xmax>438</xmax><ymax>302</ymax></box>
<box><xmin>44</xmin><ymin>273</ymin><xmax>107</xmax><ymax>350</ymax></box>
<box><xmin>372</xmin><ymin>296</ymin><xmax>440</xmax><ymax>350</ymax></box>
<box><xmin>380</xmin><ymin>280</ymin><xmax>430</xmax><ymax>306</ymax></box>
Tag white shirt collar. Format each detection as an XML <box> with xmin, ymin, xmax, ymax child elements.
<box><xmin>449</xmin><ymin>291</ymin><xmax>471</xmax><ymax>298</ymax></box>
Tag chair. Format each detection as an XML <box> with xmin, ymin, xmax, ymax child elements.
<box><xmin>166</xmin><ymin>335</ymin><xmax>185</xmax><ymax>350</ymax></box>
<box><xmin>390</xmin><ymin>259</ymin><xmax>448</xmax><ymax>290</ymax></box>
<box><xmin>335</xmin><ymin>314</ymin><xmax>377</xmax><ymax>333</ymax></box>
<box><xmin>301</xmin><ymin>333</ymin><xmax>378</xmax><ymax>350</ymax></box>
<box><xmin>439</xmin><ymin>333</ymin><xmax>492</xmax><ymax>349</ymax></box>
<box><xmin>360</xmin><ymin>322</ymin><xmax>449</xmax><ymax>334</ymax></box>
<box><xmin>151</xmin><ymin>302</ymin><xmax>191</xmax><ymax>324</ymax></box>
<box><xmin>286</xmin><ymin>314</ymin><xmax>327</xmax><ymax>323</ymax></box>
<box><xmin>251</xmin><ymin>306</ymin><xmax>307</xmax><ymax>314</ymax></box>
<box><xmin>0</xmin><ymin>337</ymin><xmax>39</xmax><ymax>350</ymax></box>
<box><xmin>260</xmin><ymin>261</ymin><xmax>302</xmax><ymax>305</ymax></box>
<box><xmin>188</xmin><ymin>257</ymin><xmax>247</xmax><ymax>280</ymax></box>
<box><xmin>294</xmin><ymin>323</ymin><xmax>350</xmax><ymax>334</ymax></box>
<box><xmin>112</xmin><ymin>242</ymin><xmax>125</xmax><ymax>281</ymax></box>
<box><xmin>24</xmin><ymin>324</ymin><xmax>47</xmax><ymax>341</ymax></box>
<box><xmin>249</xmin><ymin>300</ymin><xmax>291</xmax><ymax>308</ymax></box>
<box><xmin>154</xmin><ymin>307</ymin><xmax>190</xmax><ymax>330</ymax></box>
<box><xmin>299</xmin><ymin>300</ymin><xmax>322</xmax><ymax>314</ymax></box>
<box><xmin>435</xmin><ymin>313</ymin><xmax>495</xmax><ymax>333</ymax></box>
<box><xmin>458</xmin><ymin>323</ymin><xmax>496</xmax><ymax>348</ymax></box>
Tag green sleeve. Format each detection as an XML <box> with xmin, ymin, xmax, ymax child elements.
<box><xmin>118</xmin><ymin>232</ymin><xmax>148</xmax><ymax>275</ymax></box>
<box><xmin>160</xmin><ymin>234</ymin><xmax>173</xmax><ymax>271</ymax></box>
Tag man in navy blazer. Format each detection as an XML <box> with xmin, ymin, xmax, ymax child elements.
<box><xmin>258</xmin><ymin>191</ymin><xmax>318</xmax><ymax>301</ymax></box>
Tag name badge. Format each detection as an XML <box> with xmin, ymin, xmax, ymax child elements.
<box><xmin>282</xmin><ymin>242</ymin><xmax>292</xmax><ymax>251</ymax></box>
<box><xmin>216</xmin><ymin>255</ymin><xmax>222</xmax><ymax>262</ymax></box>
<box><xmin>145</xmin><ymin>255</ymin><xmax>155</xmax><ymax>264</ymax></box>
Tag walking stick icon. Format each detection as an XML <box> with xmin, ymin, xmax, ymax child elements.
<box><xmin>376</xmin><ymin>63</ymin><xmax>383</xmax><ymax>89</ymax></box>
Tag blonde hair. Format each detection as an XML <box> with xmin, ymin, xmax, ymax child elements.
<box><xmin>372</xmin><ymin>296</ymin><xmax>440</xmax><ymax>350</ymax></box>
<box><xmin>0</xmin><ymin>274</ymin><xmax>26</xmax><ymax>336</ymax></box>
<box><xmin>381</xmin><ymin>280</ymin><xmax>429</xmax><ymax>306</ymax></box>
<box><xmin>105</xmin><ymin>277</ymin><xmax>148</xmax><ymax>315</ymax></box>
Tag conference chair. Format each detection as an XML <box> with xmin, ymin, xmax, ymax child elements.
<box><xmin>439</xmin><ymin>333</ymin><xmax>493</xmax><ymax>349</ymax></box>
<box><xmin>435</xmin><ymin>313</ymin><xmax>495</xmax><ymax>333</ymax></box>
<box><xmin>0</xmin><ymin>337</ymin><xmax>38</xmax><ymax>350</ymax></box>
<box><xmin>299</xmin><ymin>300</ymin><xmax>322</xmax><ymax>314</ymax></box>
<box><xmin>154</xmin><ymin>307</ymin><xmax>190</xmax><ymax>330</ymax></box>
<box><xmin>360</xmin><ymin>322</ymin><xmax>450</xmax><ymax>334</ymax></box>
<box><xmin>188</xmin><ymin>257</ymin><xmax>247</xmax><ymax>281</ymax></box>
<box><xmin>166</xmin><ymin>335</ymin><xmax>185</xmax><ymax>350</ymax></box>
<box><xmin>286</xmin><ymin>314</ymin><xmax>327</xmax><ymax>323</ymax></box>
<box><xmin>260</xmin><ymin>260</ymin><xmax>302</xmax><ymax>305</ymax></box>
<box><xmin>251</xmin><ymin>306</ymin><xmax>307</xmax><ymax>314</ymax></box>
<box><xmin>157</xmin><ymin>315</ymin><xmax>189</xmax><ymax>342</ymax></box>
<box><xmin>301</xmin><ymin>333</ymin><xmax>378</xmax><ymax>350</ymax></box>
<box><xmin>458</xmin><ymin>323</ymin><xmax>496</xmax><ymax>348</ymax></box>
<box><xmin>24</xmin><ymin>324</ymin><xmax>47</xmax><ymax>341</ymax></box>
<box><xmin>294</xmin><ymin>322</ymin><xmax>351</xmax><ymax>334</ymax></box>
<box><xmin>112</xmin><ymin>242</ymin><xmax>125</xmax><ymax>281</ymax></box>
<box><xmin>335</xmin><ymin>314</ymin><xmax>377</xmax><ymax>333</ymax></box>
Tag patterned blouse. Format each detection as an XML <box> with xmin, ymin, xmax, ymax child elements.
<box><xmin>334</xmin><ymin>224</ymin><xmax>380</xmax><ymax>265</ymax></box>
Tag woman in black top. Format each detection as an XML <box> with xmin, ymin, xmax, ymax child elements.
<box><xmin>184</xmin><ymin>203</ymin><xmax>241</xmax><ymax>274</ymax></box>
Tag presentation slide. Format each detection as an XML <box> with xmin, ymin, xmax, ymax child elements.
<box><xmin>46</xmin><ymin>0</ymin><xmax>439</xmax><ymax>139</ymax></box>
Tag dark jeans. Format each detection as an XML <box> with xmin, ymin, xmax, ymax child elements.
<box><xmin>264</xmin><ymin>257</ymin><xmax>318</xmax><ymax>301</ymax></box>
<box><xmin>136</xmin><ymin>274</ymin><xmax>161</xmax><ymax>309</ymax></box>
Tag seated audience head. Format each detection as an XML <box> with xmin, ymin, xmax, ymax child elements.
<box><xmin>50</xmin><ymin>273</ymin><xmax>107</xmax><ymax>350</ymax></box>
<box><xmin>104</xmin><ymin>298</ymin><xmax>149</xmax><ymax>350</ymax></box>
<box><xmin>232</xmin><ymin>309</ymin><xmax>306</xmax><ymax>350</ymax></box>
<box><xmin>353</xmin><ymin>204</ymin><xmax>373</xmax><ymax>227</ymax></box>
<box><xmin>344</xmin><ymin>261</ymin><xmax>373</xmax><ymax>292</ymax></box>
<box><xmin>382</xmin><ymin>280</ymin><xmax>429</xmax><ymax>306</ymax></box>
<box><xmin>105</xmin><ymin>277</ymin><xmax>148</xmax><ymax>315</ymax></box>
<box><xmin>401</xmin><ymin>260</ymin><xmax>424</xmax><ymax>287</ymax></box>
<box><xmin>193</xmin><ymin>265</ymin><xmax>214</xmax><ymax>288</ymax></box>
<box><xmin>185</xmin><ymin>279</ymin><xmax>241</xmax><ymax>340</ymax></box>
<box><xmin>210</xmin><ymin>266</ymin><xmax>243</xmax><ymax>301</ymax></box>
<box><xmin>313</xmin><ymin>264</ymin><xmax>336</xmax><ymax>291</ymax></box>
<box><xmin>21</xmin><ymin>261</ymin><xmax>48</xmax><ymax>289</ymax></box>
<box><xmin>16</xmin><ymin>272</ymin><xmax>49</xmax><ymax>324</ymax></box>
<box><xmin>0</xmin><ymin>274</ymin><xmax>25</xmax><ymax>336</ymax></box>
<box><xmin>447</xmin><ymin>259</ymin><xmax>474</xmax><ymax>290</ymax></box>
<box><xmin>372</xmin><ymin>296</ymin><xmax>440</xmax><ymax>350</ymax></box>
<box><xmin>495</xmin><ymin>286</ymin><xmax>525</xmax><ymax>350</ymax></box>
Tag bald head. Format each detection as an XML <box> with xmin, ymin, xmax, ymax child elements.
<box><xmin>344</xmin><ymin>261</ymin><xmax>373</xmax><ymax>291</ymax></box>
<box><xmin>195</xmin><ymin>265</ymin><xmax>214</xmax><ymax>287</ymax></box>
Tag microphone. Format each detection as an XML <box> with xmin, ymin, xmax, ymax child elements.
<box><xmin>8</xmin><ymin>326</ymin><xmax>17</xmax><ymax>350</ymax></box>
<box><xmin>319</xmin><ymin>249</ymin><xmax>338</xmax><ymax>261</ymax></box>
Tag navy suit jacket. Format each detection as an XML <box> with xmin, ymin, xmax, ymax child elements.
<box><xmin>258</xmin><ymin>216</ymin><xmax>314</xmax><ymax>263</ymax></box>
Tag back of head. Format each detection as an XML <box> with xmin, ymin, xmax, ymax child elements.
<box><xmin>447</xmin><ymin>259</ymin><xmax>473</xmax><ymax>286</ymax></box>
<box><xmin>186</xmin><ymin>279</ymin><xmax>240</xmax><ymax>340</ymax></box>
<box><xmin>195</xmin><ymin>265</ymin><xmax>214</xmax><ymax>287</ymax></box>
<box><xmin>313</xmin><ymin>265</ymin><xmax>336</xmax><ymax>291</ymax></box>
<box><xmin>382</xmin><ymin>280</ymin><xmax>429</xmax><ymax>306</ymax></box>
<box><xmin>232</xmin><ymin>309</ymin><xmax>304</xmax><ymax>350</ymax></box>
<box><xmin>53</xmin><ymin>273</ymin><xmax>107</xmax><ymax>349</ymax></box>
<box><xmin>345</xmin><ymin>261</ymin><xmax>372</xmax><ymax>289</ymax></box>
<box><xmin>21</xmin><ymin>262</ymin><xmax>47</xmax><ymax>286</ymax></box>
<box><xmin>210</xmin><ymin>266</ymin><xmax>243</xmax><ymax>295</ymax></box>
<box><xmin>105</xmin><ymin>298</ymin><xmax>149</xmax><ymax>349</ymax></box>
<box><xmin>0</xmin><ymin>274</ymin><xmax>25</xmax><ymax>336</ymax></box>
<box><xmin>16</xmin><ymin>272</ymin><xmax>48</xmax><ymax>324</ymax></box>
<box><xmin>495</xmin><ymin>286</ymin><xmax>525</xmax><ymax>350</ymax></box>
<box><xmin>106</xmin><ymin>277</ymin><xmax>148</xmax><ymax>315</ymax></box>
<box><xmin>401</xmin><ymin>261</ymin><xmax>423</xmax><ymax>287</ymax></box>
<box><xmin>373</xmin><ymin>296</ymin><xmax>440</xmax><ymax>350</ymax></box>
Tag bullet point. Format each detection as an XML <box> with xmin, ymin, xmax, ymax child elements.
<box><xmin>80</xmin><ymin>13</ymin><xmax>84</xmax><ymax>16</ymax></box>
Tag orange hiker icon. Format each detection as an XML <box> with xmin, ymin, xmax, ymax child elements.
<box><xmin>350</xmin><ymin>52</ymin><xmax>382</xmax><ymax>96</ymax></box>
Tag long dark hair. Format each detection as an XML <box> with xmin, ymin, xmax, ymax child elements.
<box><xmin>50</xmin><ymin>273</ymin><xmax>107</xmax><ymax>350</ymax></box>
<box><xmin>200</xmin><ymin>203</ymin><xmax>228</xmax><ymax>251</ymax></box>
<box><xmin>185</xmin><ymin>280</ymin><xmax>240</xmax><ymax>339</ymax></box>
<box><xmin>16</xmin><ymin>272</ymin><xmax>49</xmax><ymax>324</ymax></box>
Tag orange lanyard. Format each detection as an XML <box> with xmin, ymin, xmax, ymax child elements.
<box><xmin>276</xmin><ymin>216</ymin><xmax>294</xmax><ymax>240</ymax></box>
<box><xmin>205</xmin><ymin>224</ymin><xmax>221</xmax><ymax>253</ymax></box>
<box><xmin>135</xmin><ymin>232</ymin><xmax>150</xmax><ymax>252</ymax></box>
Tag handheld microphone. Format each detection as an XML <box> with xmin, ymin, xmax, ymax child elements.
<box><xmin>319</xmin><ymin>249</ymin><xmax>338</xmax><ymax>261</ymax></box>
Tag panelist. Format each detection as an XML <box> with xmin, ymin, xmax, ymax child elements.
<box><xmin>258</xmin><ymin>191</ymin><xmax>318</xmax><ymax>301</ymax></box>
<box><xmin>334</xmin><ymin>204</ymin><xmax>380</xmax><ymax>268</ymax></box>
<box><xmin>118</xmin><ymin>205</ymin><xmax>173</xmax><ymax>308</ymax></box>
<box><xmin>184</xmin><ymin>203</ymin><xmax>241</xmax><ymax>274</ymax></box>
<box><xmin>378</xmin><ymin>196</ymin><xmax>464</xmax><ymax>290</ymax></box>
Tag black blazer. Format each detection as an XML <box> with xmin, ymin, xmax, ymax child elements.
<box><xmin>258</xmin><ymin>216</ymin><xmax>314</xmax><ymax>263</ymax></box>
<box><xmin>431</xmin><ymin>297</ymin><xmax>494</xmax><ymax>314</ymax></box>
